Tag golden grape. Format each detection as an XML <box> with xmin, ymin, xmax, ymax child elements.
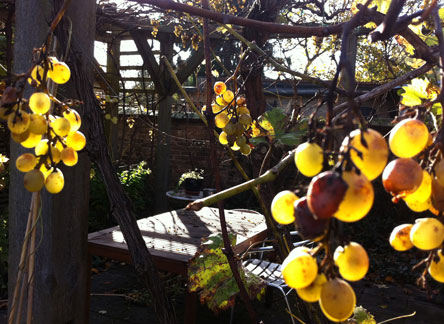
<box><xmin>50</xmin><ymin>117</ymin><xmax>71</xmax><ymax>137</ymax></box>
<box><xmin>240</xmin><ymin>144</ymin><xmax>251</xmax><ymax>155</ymax></box>
<box><xmin>222</xmin><ymin>90</ymin><xmax>234</xmax><ymax>103</ymax></box>
<box><xmin>63</xmin><ymin>109</ymin><xmax>81</xmax><ymax>133</ymax></box>
<box><xmin>271</xmin><ymin>190</ymin><xmax>298</xmax><ymax>225</ymax></box>
<box><xmin>61</xmin><ymin>147</ymin><xmax>78</xmax><ymax>166</ymax></box>
<box><xmin>66</xmin><ymin>131</ymin><xmax>86</xmax><ymax>151</ymax></box>
<box><xmin>428</xmin><ymin>249</ymin><xmax>444</xmax><ymax>283</ymax></box>
<box><xmin>39</xmin><ymin>164</ymin><xmax>53</xmax><ymax>180</ymax></box>
<box><xmin>211</xmin><ymin>104</ymin><xmax>222</xmax><ymax>114</ymax></box>
<box><xmin>404</xmin><ymin>170</ymin><xmax>432</xmax><ymax>205</ymax></box>
<box><xmin>282</xmin><ymin>247</ymin><xmax>318</xmax><ymax>289</ymax></box>
<box><xmin>8</xmin><ymin>112</ymin><xmax>30</xmax><ymax>134</ymax></box>
<box><xmin>21</xmin><ymin>132</ymin><xmax>42</xmax><ymax>149</ymax></box>
<box><xmin>231</xmin><ymin>142</ymin><xmax>240</xmax><ymax>151</ymax></box>
<box><xmin>382</xmin><ymin>158</ymin><xmax>422</xmax><ymax>198</ymax></box>
<box><xmin>319</xmin><ymin>278</ymin><xmax>356</xmax><ymax>322</ymax></box>
<box><xmin>215</xmin><ymin>95</ymin><xmax>227</xmax><ymax>107</ymax></box>
<box><xmin>344</xmin><ymin>128</ymin><xmax>388</xmax><ymax>180</ymax></box>
<box><xmin>334</xmin><ymin>171</ymin><xmax>374</xmax><ymax>222</ymax></box>
<box><xmin>334</xmin><ymin>242</ymin><xmax>369</xmax><ymax>281</ymax></box>
<box><xmin>11</xmin><ymin>130</ymin><xmax>30</xmax><ymax>143</ymax></box>
<box><xmin>213</xmin><ymin>81</ymin><xmax>226</xmax><ymax>95</ymax></box>
<box><xmin>237</xmin><ymin>106</ymin><xmax>250</xmax><ymax>115</ymax></box>
<box><xmin>16</xmin><ymin>153</ymin><xmax>37</xmax><ymax>172</ymax></box>
<box><xmin>296</xmin><ymin>273</ymin><xmax>326</xmax><ymax>303</ymax></box>
<box><xmin>219</xmin><ymin>131</ymin><xmax>228</xmax><ymax>145</ymax></box>
<box><xmin>405</xmin><ymin>197</ymin><xmax>432</xmax><ymax>212</ymax></box>
<box><xmin>295</xmin><ymin>142</ymin><xmax>323</xmax><ymax>177</ymax></box>
<box><xmin>29</xmin><ymin>114</ymin><xmax>48</xmax><ymax>135</ymax></box>
<box><xmin>29</xmin><ymin>92</ymin><xmax>51</xmax><ymax>114</ymax></box>
<box><xmin>410</xmin><ymin>218</ymin><xmax>444</xmax><ymax>250</ymax></box>
<box><xmin>24</xmin><ymin>169</ymin><xmax>45</xmax><ymax>192</ymax></box>
<box><xmin>389</xmin><ymin>224</ymin><xmax>413</xmax><ymax>251</ymax></box>
<box><xmin>239</xmin><ymin>114</ymin><xmax>252</xmax><ymax>126</ymax></box>
<box><xmin>214</xmin><ymin>112</ymin><xmax>229</xmax><ymax>128</ymax></box>
<box><xmin>45</xmin><ymin>169</ymin><xmax>64</xmax><ymax>194</ymax></box>
<box><xmin>224</xmin><ymin>122</ymin><xmax>236</xmax><ymax>136</ymax></box>
<box><xmin>28</xmin><ymin>65</ymin><xmax>44</xmax><ymax>85</ymax></box>
<box><xmin>48</xmin><ymin>61</ymin><xmax>71</xmax><ymax>84</ymax></box>
<box><xmin>389</xmin><ymin>118</ymin><xmax>429</xmax><ymax>158</ymax></box>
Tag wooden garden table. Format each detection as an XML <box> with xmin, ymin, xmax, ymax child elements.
<box><xmin>87</xmin><ymin>207</ymin><xmax>267</xmax><ymax>323</ymax></box>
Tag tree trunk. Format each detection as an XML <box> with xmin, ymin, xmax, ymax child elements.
<box><xmin>8</xmin><ymin>0</ymin><xmax>92</xmax><ymax>323</ymax></box>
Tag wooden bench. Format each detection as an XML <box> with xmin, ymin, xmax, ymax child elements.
<box><xmin>87</xmin><ymin>207</ymin><xmax>267</xmax><ymax>323</ymax></box>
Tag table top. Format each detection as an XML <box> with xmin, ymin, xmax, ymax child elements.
<box><xmin>166</xmin><ymin>189</ymin><xmax>203</xmax><ymax>201</ymax></box>
<box><xmin>88</xmin><ymin>207</ymin><xmax>267</xmax><ymax>274</ymax></box>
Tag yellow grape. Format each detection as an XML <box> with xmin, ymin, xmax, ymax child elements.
<box><xmin>295</xmin><ymin>142</ymin><xmax>323</xmax><ymax>177</ymax></box>
<box><xmin>63</xmin><ymin>109</ymin><xmax>81</xmax><ymax>133</ymax></box>
<box><xmin>66</xmin><ymin>131</ymin><xmax>86</xmax><ymax>151</ymax></box>
<box><xmin>239</xmin><ymin>114</ymin><xmax>252</xmax><ymax>126</ymax></box>
<box><xmin>434</xmin><ymin>159</ymin><xmax>444</xmax><ymax>187</ymax></box>
<box><xmin>236</xmin><ymin>97</ymin><xmax>246</xmax><ymax>106</ymax></box>
<box><xmin>319</xmin><ymin>278</ymin><xmax>356</xmax><ymax>322</ymax></box>
<box><xmin>213</xmin><ymin>81</ymin><xmax>226</xmax><ymax>95</ymax></box>
<box><xmin>389</xmin><ymin>224</ymin><xmax>413</xmax><ymax>251</ymax></box>
<box><xmin>45</xmin><ymin>168</ymin><xmax>64</xmax><ymax>194</ymax></box>
<box><xmin>50</xmin><ymin>117</ymin><xmax>71</xmax><ymax>137</ymax></box>
<box><xmin>389</xmin><ymin>118</ymin><xmax>429</xmax><ymax>158</ymax></box>
<box><xmin>240</xmin><ymin>144</ymin><xmax>251</xmax><ymax>155</ymax></box>
<box><xmin>410</xmin><ymin>218</ymin><xmax>444</xmax><ymax>250</ymax></box>
<box><xmin>211</xmin><ymin>104</ymin><xmax>222</xmax><ymax>114</ymax></box>
<box><xmin>405</xmin><ymin>197</ymin><xmax>432</xmax><ymax>212</ymax></box>
<box><xmin>282</xmin><ymin>247</ymin><xmax>318</xmax><ymax>289</ymax></box>
<box><xmin>334</xmin><ymin>242</ymin><xmax>369</xmax><ymax>281</ymax></box>
<box><xmin>236</xmin><ymin>135</ymin><xmax>246</xmax><ymax>146</ymax></box>
<box><xmin>334</xmin><ymin>171</ymin><xmax>374</xmax><ymax>222</ymax></box>
<box><xmin>428</xmin><ymin>249</ymin><xmax>444</xmax><ymax>283</ymax></box>
<box><xmin>28</xmin><ymin>65</ymin><xmax>44</xmax><ymax>85</ymax></box>
<box><xmin>231</xmin><ymin>142</ymin><xmax>240</xmax><ymax>151</ymax></box>
<box><xmin>215</xmin><ymin>95</ymin><xmax>227</xmax><ymax>107</ymax></box>
<box><xmin>344</xmin><ymin>128</ymin><xmax>388</xmax><ymax>180</ymax></box>
<box><xmin>48</xmin><ymin>61</ymin><xmax>70</xmax><ymax>84</ymax></box>
<box><xmin>35</xmin><ymin>139</ymin><xmax>50</xmax><ymax>156</ymax></box>
<box><xmin>21</xmin><ymin>132</ymin><xmax>42</xmax><ymax>149</ymax></box>
<box><xmin>24</xmin><ymin>169</ymin><xmax>45</xmax><ymax>192</ymax></box>
<box><xmin>11</xmin><ymin>129</ymin><xmax>30</xmax><ymax>143</ymax></box>
<box><xmin>222</xmin><ymin>90</ymin><xmax>234</xmax><ymax>103</ymax></box>
<box><xmin>234</xmin><ymin>123</ymin><xmax>245</xmax><ymax>136</ymax></box>
<box><xmin>49</xmin><ymin>146</ymin><xmax>61</xmax><ymax>164</ymax></box>
<box><xmin>219</xmin><ymin>131</ymin><xmax>228</xmax><ymax>145</ymax></box>
<box><xmin>214</xmin><ymin>112</ymin><xmax>229</xmax><ymax>128</ymax></box>
<box><xmin>39</xmin><ymin>164</ymin><xmax>53</xmax><ymax>180</ymax></box>
<box><xmin>271</xmin><ymin>190</ymin><xmax>299</xmax><ymax>225</ymax></box>
<box><xmin>61</xmin><ymin>147</ymin><xmax>78</xmax><ymax>166</ymax></box>
<box><xmin>404</xmin><ymin>170</ymin><xmax>432</xmax><ymax>205</ymax></box>
<box><xmin>296</xmin><ymin>273</ymin><xmax>327</xmax><ymax>303</ymax></box>
<box><xmin>29</xmin><ymin>92</ymin><xmax>51</xmax><ymax>114</ymax></box>
<box><xmin>8</xmin><ymin>112</ymin><xmax>30</xmax><ymax>134</ymax></box>
<box><xmin>224</xmin><ymin>122</ymin><xmax>236</xmax><ymax>136</ymax></box>
<box><xmin>16</xmin><ymin>153</ymin><xmax>37</xmax><ymax>172</ymax></box>
<box><xmin>237</xmin><ymin>106</ymin><xmax>250</xmax><ymax>115</ymax></box>
<box><xmin>29</xmin><ymin>114</ymin><xmax>48</xmax><ymax>135</ymax></box>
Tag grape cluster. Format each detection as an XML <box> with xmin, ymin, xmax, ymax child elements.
<box><xmin>0</xmin><ymin>56</ymin><xmax>85</xmax><ymax>194</ymax></box>
<box><xmin>206</xmin><ymin>81</ymin><xmax>253</xmax><ymax>155</ymax></box>
<box><xmin>270</xmin><ymin>114</ymin><xmax>444</xmax><ymax>321</ymax></box>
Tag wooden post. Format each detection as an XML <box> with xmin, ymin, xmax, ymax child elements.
<box><xmin>8</xmin><ymin>0</ymin><xmax>94</xmax><ymax>323</ymax></box>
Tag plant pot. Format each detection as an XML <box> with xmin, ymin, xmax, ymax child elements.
<box><xmin>183</xmin><ymin>178</ymin><xmax>203</xmax><ymax>195</ymax></box>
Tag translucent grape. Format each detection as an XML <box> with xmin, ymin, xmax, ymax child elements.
<box><xmin>211</xmin><ymin>104</ymin><xmax>222</xmax><ymax>114</ymax></box>
<box><xmin>24</xmin><ymin>169</ymin><xmax>45</xmax><ymax>192</ymax></box>
<box><xmin>296</xmin><ymin>273</ymin><xmax>326</xmax><ymax>303</ymax></box>
<box><xmin>410</xmin><ymin>217</ymin><xmax>444</xmax><ymax>250</ymax></box>
<box><xmin>29</xmin><ymin>92</ymin><xmax>51</xmax><ymax>114</ymax></box>
<box><xmin>403</xmin><ymin>170</ymin><xmax>432</xmax><ymax>205</ymax></box>
<box><xmin>224</xmin><ymin>122</ymin><xmax>236</xmax><ymax>136</ymax></box>
<box><xmin>8</xmin><ymin>112</ymin><xmax>30</xmax><ymax>134</ymax></box>
<box><xmin>28</xmin><ymin>65</ymin><xmax>44</xmax><ymax>85</ymax></box>
<box><xmin>240</xmin><ymin>144</ymin><xmax>251</xmax><ymax>155</ymax></box>
<box><xmin>239</xmin><ymin>114</ymin><xmax>252</xmax><ymax>126</ymax></box>
<box><xmin>334</xmin><ymin>171</ymin><xmax>374</xmax><ymax>223</ymax></box>
<box><xmin>344</xmin><ymin>128</ymin><xmax>388</xmax><ymax>180</ymax></box>
<box><xmin>389</xmin><ymin>118</ymin><xmax>429</xmax><ymax>158</ymax></box>
<box><xmin>16</xmin><ymin>153</ymin><xmax>37</xmax><ymax>172</ymax></box>
<box><xmin>213</xmin><ymin>81</ymin><xmax>226</xmax><ymax>95</ymax></box>
<box><xmin>271</xmin><ymin>190</ymin><xmax>298</xmax><ymax>225</ymax></box>
<box><xmin>11</xmin><ymin>130</ymin><xmax>30</xmax><ymax>143</ymax></box>
<box><xmin>50</xmin><ymin>117</ymin><xmax>71</xmax><ymax>137</ymax></box>
<box><xmin>428</xmin><ymin>249</ymin><xmax>444</xmax><ymax>283</ymax></box>
<box><xmin>29</xmin><ymin>114</ymin><xmax>48</xmax><ymax>135</ymax></box>
<box><xmin>319</xmin><ymin>278</ymin><xmax>356</xmax><ymax>322</ymax></box>
<box><xmin>63</xmin><ymin>109</ymin><xmax>81</xmax><ymax>133</ymax></box>
<box><xmin>231</xmin><ymin>142</ymin><xmax>240</xmax><ymax>151</ymax></box>
<box><xmin>215</xmin><ymin>95</ymin><xmax>227</xmax><ymax>107</ymax></box>
<box><xmin>389</xmin><ymin>224</ymin><xmax>413</xmax><ymax>251</ymax></box>
<box><xmin>21</xmin><ymin>132</ymin><xmax>42</xmax><ymax>149</ymax></box>
<box><xmin>334</xmin><ymin>242</ymin><xmax>369</xmax><ymax>281</ymax></box>
<box><xmin>48</xmin><ymin>61</ymin><xmax>71</xmax><ymax>84</ymax></box>
<box><xmin>65</xmin><ymin>131</ymin><xmax>86</xmax><ymax>151</ymax></box>
<box><xmin>219</xmin><ymin>131</ymin><xmax>228</xmax><ymax>145</ymax></box>
<box><xmin>237</xmin><ymin>106</ymin><xmax>250</xmax><ymax>115</ymax></box>
<box><xmin>39</xmin><ymin>164</ymin><xmax>53</xmax><ymax>180</ymax></box>
<box><xmin>45</xmin><ymin>168</ymin><xmax>64</xmax><ymax>194</ymax></box>
<box><xmin>235</xmin><ymin>135</ymin><xmax>246</xmax><ymax>147</ymax></box>
<box><xmin>295</xmin><ymin>142</ymin><xmax>323</xmax><ymax>177</ymax></box>
<box><xmin>405</xmin><ymin>197</ymin><xmax>432</xmax><ymax>212</ymax></box>
<box><xmin>382</xmin><ymin>158</ymin><xmax>422</xmax><ymax>198</ymax></box>
<box><xmin>282</xmin><ymin>247</ymin><xmax>318</xmax><ymax>289</ymax></box>
<box><xmin>214</xmin><ymin>112</ymin><xmax>229</xmax><ymax>128</ymax></box>
<box><xmin>61</xmin><ymin>147</ymin><xmax>78</xmax><ymax>166</ymax></box>
<box><xmin>222</xmin><ymin>90</ymin><xmax>234</xmax><ymax>103</ymax></box>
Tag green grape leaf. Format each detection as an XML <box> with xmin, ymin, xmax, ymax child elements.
<box><xmin>188</xmin><ymin>233</ymin><xmax>265</xmax><ymax>313</ymax></box>
<box><xmin>277</xmin><ymin>133</ymin><xmax>303</xmax><ymax>146</ymax></box>
<box><xmin>350</xmin><ymin>306</ymin><xmax>376</xmax><ymax>324</ymax></box>
<box><xmin>249</xmin><ymin>136</ymin><xmax>268</xmax><ymax>146</ymax></box>
<box><xmin>261</xmin><ymin>108</ymin><xmax>286</xmax><ymax>137</ymax></box>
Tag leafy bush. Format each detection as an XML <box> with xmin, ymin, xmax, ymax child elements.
<box><xmin>89</xmin><ymin>161</ymin><xmax>153</xmax><ymax>232</ymax></box>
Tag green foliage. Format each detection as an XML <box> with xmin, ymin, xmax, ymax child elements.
<box><xmin>89</xmin><ymin>161</ymin><xmax>153</xmax><ymax>232</ymax></box>
<box><xmin>188</xmin><ymin>233</ymin><xmax>265</xmax><ymax>313</ymax></box>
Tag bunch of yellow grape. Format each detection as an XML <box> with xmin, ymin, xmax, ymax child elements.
<box><xmin>207</xmin><ymin>81</ymin><xmax>253</xmax><ymax>155</ymax></box>
<box><xmin>0</xmin><ymin>56</ymin><xmax>84</xmax><ymax>194</ymax></box>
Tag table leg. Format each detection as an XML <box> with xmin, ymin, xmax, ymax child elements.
<box><xmin>85</xmin><ymin>253</ymin><xmax>92</xmax><ymax>324</ymax></box>
<box><xmin>184</xmin><ymin>291</ymin><xmax>198</xmax><ymax>324</ymax></box>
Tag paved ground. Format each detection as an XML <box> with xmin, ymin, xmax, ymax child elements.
<box><xmin>1</xmin><ymin>261</ymin><xmax>444</xmax><ymax>323</ymax></box>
